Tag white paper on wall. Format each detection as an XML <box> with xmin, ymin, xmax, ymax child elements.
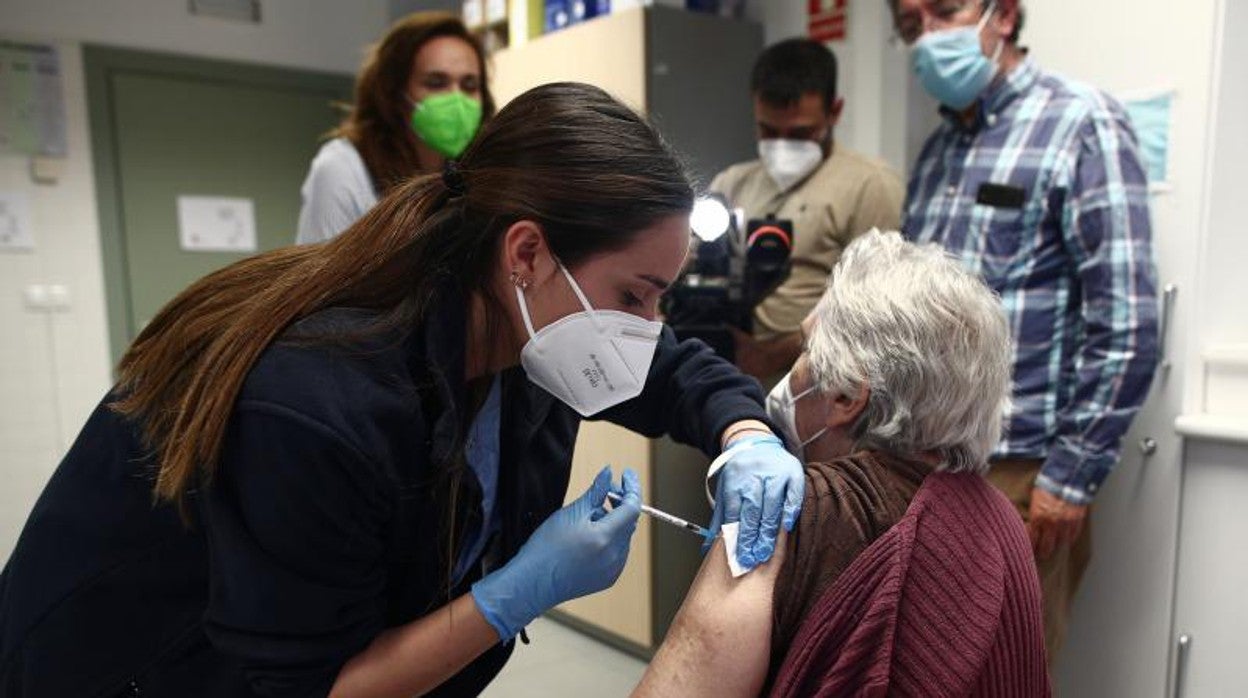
<box><xmin>486</xmin><ymin>0</ymin><xmax>507</xmax><ymax>23</ymax></box>
<box><xmin>0</xmin><ymin>41</ymin><xmax>67</xmax><ymax>157</ymax></box>
<box><xmin>176</xmin><ymin>195</ymin><xmax>257</xmax><ymax>253</ymax></box>
<box><xmin>462</xmin><ymin>0</ymin><xmax>483</xmax><ymax>27</ymax></box>
<box><xmin>1120</xmin><ymin>87</ymin><xmax>1176</xmax><ymax>194</ymax></box>
<box><xmin>0</xmin><ymin>190</ymin><xmax>35</xmax><ymax>251</ymax></box>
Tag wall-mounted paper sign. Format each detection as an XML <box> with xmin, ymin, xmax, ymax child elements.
<box><xmin>176</xmin><ymin>195</ymin><xmax>256</xmax><ymax>253</ymax></box>
<box><xmin>1121</xmin><ymin>88</ymin><xmax>1175</xmax><ymax>193</ymax></box>
<box><xmin>0</xmin><ymin>41</ymin><xmax>67</xmax><ymax>157</ymax></box>
<box><xmin>0</xmin><ymin>190</ymin><xmax>35</xmax><ymax>251</ymax></box>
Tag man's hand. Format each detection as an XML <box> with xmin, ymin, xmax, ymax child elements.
<box><xmin>1027</xmin><ymin>487</ymin><xmax>1088</xmax><ymax>560</ymax></box>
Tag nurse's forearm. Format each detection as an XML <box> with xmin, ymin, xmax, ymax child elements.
<box><xmin>329</xmin><ymin>593</ymin><xmax>499</xmax><ymax>698</ymax></box>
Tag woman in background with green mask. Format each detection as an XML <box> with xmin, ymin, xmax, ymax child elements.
<box><xmin>296</xmin><ymin>11</ymin><xmax>494</xmax><ymax>244</ymax></box>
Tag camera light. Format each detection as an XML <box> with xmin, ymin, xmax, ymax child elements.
<box><xmin>691</xmin><ymin>196</ymin><xmax>731</xmax><ymax>242</ymax></box>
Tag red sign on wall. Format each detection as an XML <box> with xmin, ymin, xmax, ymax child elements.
<box><xmin>809</xmin><ymin>0</ymin><xmax>848</xmax><ymax>42</ymax></box>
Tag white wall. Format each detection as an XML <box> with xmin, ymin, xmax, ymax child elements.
<box><xmin>0</xmin><ymin>0</ymin><xmax>389</xmax><ymax>560</ymax></box>
<box><xmin>1192</xmin><ymin>0</ymin><xmax>1248</xmax><ymax>360</ymax></box>
<box><xmin>1022</xmin><ymin>2</ymin><xmax>1222</xmax><ymax>696</ymax></box>
<box><xmin>1170</xmin><ymin>5</ymin><xmax>1248</xmax><ymax>691</ymax></box>
<box><xmin>0</xmin><ymin>42</ymin><xmax>111</xmax><ymax>562</ymax></box>
<box><xmin>1025</xmin><ymin>0</ymin><xmax>1220</xmax><ymax>376</ymax></box>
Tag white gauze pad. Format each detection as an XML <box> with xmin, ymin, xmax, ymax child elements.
<box><xmin>719</xmin><ymin>522</ymin><xmax>749</xmax><ymax>578</ymax></box>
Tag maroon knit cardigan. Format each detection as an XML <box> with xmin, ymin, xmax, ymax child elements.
<box><xmin>768</xmin><ymin>471</ymin><xmax>1050</xmax><ymax>697</ymax></box>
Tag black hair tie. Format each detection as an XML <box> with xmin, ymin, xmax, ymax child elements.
<box><xmin>442</xmin><ymin>159</ymin><xmax>467</xmax><ymax>197</ymax></box>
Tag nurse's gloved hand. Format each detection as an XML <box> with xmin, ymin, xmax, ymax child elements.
<box><xmin>471</xmin><ymin>466</ymin><xmax>641</xmax><ymax>641</ymax></box>
<box><xmin>707</xmin><ymin>434</ymin><xmax>804</xmax><ymax>570</ymax></box>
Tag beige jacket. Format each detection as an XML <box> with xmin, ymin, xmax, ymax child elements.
<box><xmin>710</xmin><ymin>145</ymin><xmax>903</xmax><ymax>339</ymax></box>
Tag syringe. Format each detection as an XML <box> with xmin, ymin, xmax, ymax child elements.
<box><xmin>606</xmin><ymin>491</ymin><xmax>711</xmax><ymax>539</ymax></box>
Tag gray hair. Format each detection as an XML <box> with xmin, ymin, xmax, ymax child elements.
<box><xmin>806</xmin><ymin>230</ymin><xmax>1012</xmax><ymax>473</ymax></box>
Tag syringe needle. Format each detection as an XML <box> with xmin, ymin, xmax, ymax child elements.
<box><xmin>605</xmin><ymin>491</ymin><xmax>710</xmax><ymax>539</ymax></box>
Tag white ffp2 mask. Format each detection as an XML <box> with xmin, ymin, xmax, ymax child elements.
<box><xmin>758</xmin><ymin>138</ymin><xmax>824</xmax><ymax>192</ymax></box>
<box><xmin>516</xmin><ymin>263</ymin><xmax>663</xmax><ymax>417</ymax></box>
<box><xmin>765</xmin><ymin>370</ymin><xmax>827</xmax><ymax>458</ymax></box>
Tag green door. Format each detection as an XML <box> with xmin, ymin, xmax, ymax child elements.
<box><xmin>86</xmin><ymin>46</ymin><xmax>353</xmax><ymax>364</ymax></box>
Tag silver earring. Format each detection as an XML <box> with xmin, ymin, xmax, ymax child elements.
<box><xmin>510</xmin><ymin>271</ymin><xmax>530</xmax><ymax>290</ymax></box>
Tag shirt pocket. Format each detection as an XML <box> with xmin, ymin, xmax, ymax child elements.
<box><xmin>971</xmin><ymin>188</ymin><xmax>1043</xmax><ymax>285</ymax></box>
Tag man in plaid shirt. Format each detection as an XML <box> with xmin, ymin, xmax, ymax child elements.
<box><xmin>889</xmin><ymin>0</ymin><xmax>1159</xmax><ymax>664</ymax></box>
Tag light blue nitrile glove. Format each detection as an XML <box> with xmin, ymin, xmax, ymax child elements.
<box><xmin>707</xmin><ymin>434</ymin><xmax>804</xmax><ymax>570</ymax></box>
<box><xmin>471</xmin><ymin>466</ymin><xmax>641</xmax><ymax>641</ymax></box>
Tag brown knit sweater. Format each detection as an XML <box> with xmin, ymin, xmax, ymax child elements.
<box><xmin>768</xmin><ymin>451</ymin><xmax>931</xmax><ymax>678</ymax></box>
<box><xmin>767</xmin><ymin>454</ymin><xmax>1049</xmax><ymax>697</ymax></box>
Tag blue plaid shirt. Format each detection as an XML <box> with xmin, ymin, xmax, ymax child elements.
<box><xmin>902</xmin><ymin>57</ymin><xmax>1159</xmax><ymax>505</ymax></box>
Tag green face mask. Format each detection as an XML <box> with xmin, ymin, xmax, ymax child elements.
<box><xmin>408</xmin><ymin>91</ymin><xmax>482</xmax><ymax>159</ymax></box>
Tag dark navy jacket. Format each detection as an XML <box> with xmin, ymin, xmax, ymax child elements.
<box><xmin>0</xmin><ymin>292</ymin><xmax>769</xmax><ymax>697</ymax></box>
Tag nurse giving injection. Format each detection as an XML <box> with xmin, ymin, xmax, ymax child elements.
<box><xmin>0</xmin><ymin>82</ymin><xmax>802</xmax><ymax>698</ymax></box>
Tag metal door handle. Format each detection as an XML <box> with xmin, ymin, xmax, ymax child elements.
<box><xmin>1159</xmin><ymin>284</ymin><xmax>1178</xmax><ymax>370</ymax></box>
<box><xmin>1173</xmin><ymin>633</ymin><xmax>1192</xmax><ymax>698</ymax></box>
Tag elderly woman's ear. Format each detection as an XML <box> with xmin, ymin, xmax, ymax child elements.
<box><xmin>825</xmin><ymin>384</ymin><xmax>869</xmax><ymax>429</ymax></box>
<box><xmin>799</xmin><ymin>312</ymin><xmax>817</xmax><ymax>346</ymax></box>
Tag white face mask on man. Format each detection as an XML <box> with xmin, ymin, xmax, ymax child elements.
<box><xmin>515</xmin><ymin>261</ymin><xmax>664</xmax><ymax>417</ymax></box>
<box><xmin>757</xmin><ymin>138</ymin><xmax>824</xmax><ymax>192</ymax></box>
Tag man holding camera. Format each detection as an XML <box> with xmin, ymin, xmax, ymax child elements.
<box><xmin>710</xmin><ymin>38</ymin><xmax>903</xmax><ymax>381</ymax></box>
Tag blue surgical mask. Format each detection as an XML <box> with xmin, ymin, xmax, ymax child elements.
<box><xmin>911</xmin><ymin>3</ymin><xmax>1002</xmax><ymax>110</ymax></box>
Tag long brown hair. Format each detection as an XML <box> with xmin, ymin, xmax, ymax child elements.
<box><xmin>114</xmin><ymin>82</ymin><xmax>694</xmax><ymax>511</ymax></box>
<box><xmin>333</xmin><ymin>11</ymin><xmax>497</xmax><ymax>193</ymax></box>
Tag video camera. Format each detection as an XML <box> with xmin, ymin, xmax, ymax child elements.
<box><xmin>661</xmin><ymin>196</ymin><xmax>794</xmax><ymax>362</ymax></box>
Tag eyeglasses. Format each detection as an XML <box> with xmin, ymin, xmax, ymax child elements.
<box><xmin>890</xmin><ymin>0</ymin><xmax>988</xmax><ymax>47</ymax></box>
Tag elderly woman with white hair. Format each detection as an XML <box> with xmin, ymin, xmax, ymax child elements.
<box><xmin>634</xmin><ymin>230</ymin><xmax>1049</xmax><ymax>698</ymax></box>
